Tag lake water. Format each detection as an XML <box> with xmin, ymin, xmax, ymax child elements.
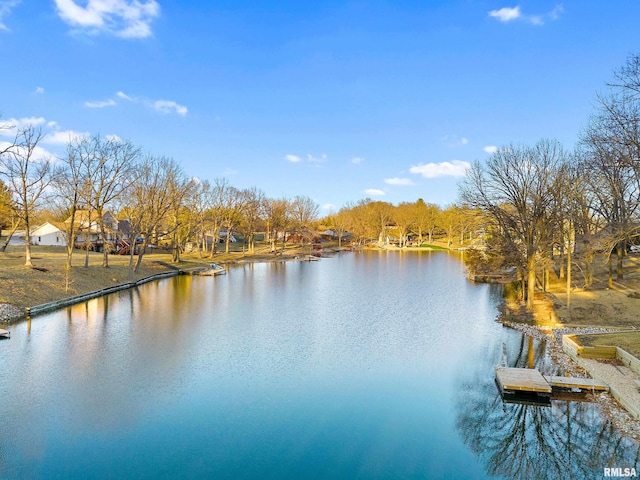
<box><xmin>0</xmin><ymin>251</ymin><xmax>638</xmax><ymax>479</ymax></box>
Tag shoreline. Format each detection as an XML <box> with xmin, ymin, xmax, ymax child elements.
<box><xmin>501</xmin><ymin>320</ymin><xmax>640</xmax><ymax>443</ymax></box>
<box><xmin>0</xmin><ymin>246</ymin><xmax>351</xmax><ymax>323</ymax></box>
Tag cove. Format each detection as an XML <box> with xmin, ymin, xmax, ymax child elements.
<box><xmin>0</xmin><ymin>251</ymin><xmax>638</xmax><ymax>479</ymax></box>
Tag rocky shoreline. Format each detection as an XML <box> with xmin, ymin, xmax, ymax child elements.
<box><xmin>502</xmin><ymin>321</ymin><xmax>640</xmax><ymax>443</ymax></box>
<box><xmin>0</xmin><ymin>303</ymin><xmax>24</xmax><ymax>323</ymax></box>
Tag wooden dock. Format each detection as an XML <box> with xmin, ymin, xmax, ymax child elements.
<box><xmin>495</xmin><ymin>367</ymin><xmax>610</xmax><ymax>403</ymax></box>
<box><xmin>544</xmin><ymin>375</ymin><xmax>609</xmax><ymax>392</ymax></box>
<box><xmin>495</xmin><ymin>367</ymin><xmax>552</xmax><ymax>395</ymax></box>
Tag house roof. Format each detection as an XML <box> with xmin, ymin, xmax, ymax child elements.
<box><xmin>30</xmin><ymin>222</ymin><xmax>65</xmax><ymax>235</ymax></box>
<box><xmin>64</xmin><ymin>210</ymin><xmax>119</xmax><ymax>229</ymax></box>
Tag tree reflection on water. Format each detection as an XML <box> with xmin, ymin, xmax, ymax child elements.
<box><xmin>456</xmin><ymin>332</ymin><xmax>640</xmax><ymax>480</ymax></box>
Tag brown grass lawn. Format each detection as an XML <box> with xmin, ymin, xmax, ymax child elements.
<box><xmin>521</xmin><ymin>252</ymin><xmax>640</xmax><ymax>353</ymax></box>
<box><xmin>536</xmin><ymin>253</ymin><xmax>640</xmax><ymax>330</ymax></box>
<box><xmin>0</xmin><ymin>245</ymin><xmax>177</xmax><ymax>308</ymax></box>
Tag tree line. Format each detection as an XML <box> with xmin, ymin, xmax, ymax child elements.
<box><xmin>0</xmin><ymin>130</ymin><xmax>321</xmax><ymax>280</ymax></box>
<box><xmin>3</xmin><ymin>53</ymin><xmax>640</xmax><ymax>308</ymax></box>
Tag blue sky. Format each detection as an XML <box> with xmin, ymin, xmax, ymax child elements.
<box><xmin>1</xmin><ymin>1</ymin><xmax>639</xmax><ymax>213</ymax></box>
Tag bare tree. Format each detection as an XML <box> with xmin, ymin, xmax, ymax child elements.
<box><xmin>77</xmin><ymin>135</ymin><xmax>140</xmax><ymax>267</ymax></box>
<box><xmin>580</xmin><ymin>54</ymin><xmax>640</xmax><ymax>285</ymax></box>
<box><xmin>56</xmin><ymin>137</ymin><xmax>94</xmax><ymax>277</ymax></box>
<box><xmin>120</xmin><ymin>156</ymin><xmax>184</xmax><ymax>279</ymax></box>
<box><xmin>264</xmin><ymin>198</ymin><xmax>291</xmax><ymax>253</ymax></box>
<box><xmin>412</xmin><ymin>199</ymin><xmax>440</xmax><ymax>245</ymax></box>
<box><xmin>238</xmin><ymin>187</ymin><xmax>265</xmax><ymax>254</ymax></box>
<box><xmin>460</xmin><ymin>140</ymin><xmax>566</xmax><ymax>310</ymax></box>
<box><xmin>327</xmin><ymin>207</ymin><xmax>350</xmax><ymax>247</ymax></box>
<box><xmin>0</xmin><ymin>125</ymin><xmax>53</xmax><ymax>267</ymax></box>
<box><xmin>289</xmin><ymin>195</ymin><xmax>319</xmax><ymax>245</ymax></box>
<box><xmin>393</xmin><ymin>202</ymin><xmax>414</xmax><ymax>247</ymax></box>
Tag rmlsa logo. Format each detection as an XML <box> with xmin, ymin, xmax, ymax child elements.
<box><xmin>604</xmin><ymin>467</ymin><xmax>637</xmax><ymax>477</ymax></box>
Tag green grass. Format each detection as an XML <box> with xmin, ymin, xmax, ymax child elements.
<box><xmin>417</xmin><ymin>243</ymin><xmax>449</xmax><ymax>250</ymax></box>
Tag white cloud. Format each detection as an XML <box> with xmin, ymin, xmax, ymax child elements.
<box><xmin>1</xmin><ymin>141</ymin><xmax>54</xmax><ymax>162</ymax></box>
<box><xmin>53</xmin><ymin>0</ymin><xmax>160</xmax><ymax>38</ymax></box>
<box><xmin>105</xmin><ymin>134</ymin><xmax>122</xmax><ymax>143</ymax></box>
<box><xmin>0</xmin><ymin>117</ymin><xmax>47</xmax><ymax>137</ymax></box>
<box><xmin>489</xmin><ymin>6</ymin><xmax>521</xmax><ymax>22</ymax></box>
<box><xmin>322</xmin><ymin>203</ymin><xmax>336</xmax><ymax>213</ymax></box>
<box><xmin>364</xmin><ymin>188</ymin><xmax>385</xmax><ymax>196</ymax></box>
<box><xmin>484</xmin><ymin>145</ymin><xmax>498</xmax><ymax>154</ymax></box>
<box><xmin>307</xmin><ymin>153</ymin><xmax>327</xmax><ymax>164</ymax></box>
<box><xmin>222</xmin><ymin>167</ymin><xmax>238</xmax><ymax>176</ymax></box>
<box><xmin>34</xmin><ymin>86</ymin><xmax>45</xmax><ymax>95</ymax></box>
<box><xmin>444</xmin><ymin>134</ymin><xmax>469</xmax><ymax>147</ymax></box>
<box><xmin>549</xmin><ymin>4</ymin><xmax>563</xmax><ymax>20</ymax></box>
<box><xmin>88</xmin><ymin>91</ymin><xmax>188</xmax><ymax>116</ymax></box>
<box><xmin>153</xmin><ymin>100</ymin><xmax>188</xmax><ymax>116</ymax></box>
<box><xmin>351</xmin><ymin>157</ymin><xmax>364</xmax><ymax>164</ymax></box>
<box><xmin>85</xmin><ymin>98</ymin><xmax>117</xmax><ymax>108</ymax></box>
<box><xmin>1</xmin><ymin>117</ymin><xmax>88</xmax><ymax>148</ymax></box>
<box><xmin>116</xmin><ymin>90</ymin><xmax>133</xmax><ymax>101</ymax></box>
<box><xmin>384</xmin><ymin>177</ymin><xmax>415</xmax><ymax>186</ymax></box>
<box><xmin>43</xmin><ymin>129</ymin><xmax>89</xmax><ymax>145</ymax></box>
<box><xmin>284</xmin><ymin>154</ymin><xmax>301</xmax><ymax>163</ymax></box>
<box><xmin>488</xmin><ymin>4</ymin><xmax>563</xmax><ymax>25</ymax></box>
<box><xmin>0</xmin><ymin>0</ymin><xmax>20</xmax><ymax>31</ymax></box>
<box><xmin>409</xmin><ymin>160</ymin><xmax>470</xmax><ymax>178</ymax></box>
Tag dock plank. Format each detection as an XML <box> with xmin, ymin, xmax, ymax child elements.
<box><xmin>495</xmin><ymin>367</ymin><xmax>552</xmax><ymax>394</ymax></box>
<box><xmin>543</xmin><ymin>375</ymin><xmax>609</xmax><ymax>391</ymax></box>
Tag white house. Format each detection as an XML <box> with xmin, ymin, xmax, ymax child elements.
<box><xmin>30</xmin><ymin>222</ymin><xmax>67</xmax><ymax>247</ymax></box>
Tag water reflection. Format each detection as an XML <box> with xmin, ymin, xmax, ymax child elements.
<box><xmin>1</xmin><ymin>252</ymin><xmax>638</xmax><ymax>478</ymax></box>
<box><xmin>456</xmin><ymin>330</ymin><xmax>640</xmax><ymax>479</ymax></box>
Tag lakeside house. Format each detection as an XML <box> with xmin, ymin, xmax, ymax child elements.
<box><xmin>30</xmin><ymin>222</ymin><xmax>67</xmax><ymax>247</ymax></box>
<box><xmin>64</xmin><ymin>210</ymin><xmax>129</xmax><ymax>252</ymax></box>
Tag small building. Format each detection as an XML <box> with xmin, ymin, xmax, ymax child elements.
<box><xmin>30</xmin><ymin>222</ymin><xmax>67</xmax><ymax>247</ymax></box>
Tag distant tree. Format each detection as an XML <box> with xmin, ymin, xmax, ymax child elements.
<box><xmin>393</xmin><ymin>202</ymin><xmax>414</xmax><ymax>247</ymax></box>
<box><xmin>327</xmin><ymin>207</ymin><xmax>350</xmax><ymax>247</ymax></box>
<box><xmin>289</xmin><ymin>195</ymin><xmax>319</xmax><ymax>245</ymax></box>
<box><xmin>214</xmin><ymin>179</ymin><xmax>244</xmax><ymax>254</ymax></box>
<box><xmin>366</xmin><ymin>200</ymin><xmax>393</xmax><ymax>245</ymax></box>
<box><xmin>238</xmin><ymin>187</ymin><xmax>266</xmax><ymax>254</ymax></box>
<box><xmin>264</xmin><ymin>198</ymin><xmax>292</xmax><ymax>252</ymax></box>
<box><xmin>166</xmin><ymin>177</ymin><xmax>196</xmax><ymax>263</ymax></box>
<box><xmin>342</xmin><ymin>200</ymin><xmax>371</xmax><ymax>245</ymax></box>
<box><xmin>0</xmin><ymin>125</ymin><xmax>53</xmax><ymax>266</ymax></box>
<box><xmin>412</xmin><ymin>199</ymin><xmax>440</xmax><ymax>245</ymax></box>
<box><xmin>120</xmin><ymin>156</ymin><xmax>185</xmax><ymax>279</ymax></box>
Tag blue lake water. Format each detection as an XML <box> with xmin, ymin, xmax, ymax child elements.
<box><xmin>0</xmin><ymin>251</ymin><xmax>638</xmax><ymax>479</ymax></box>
